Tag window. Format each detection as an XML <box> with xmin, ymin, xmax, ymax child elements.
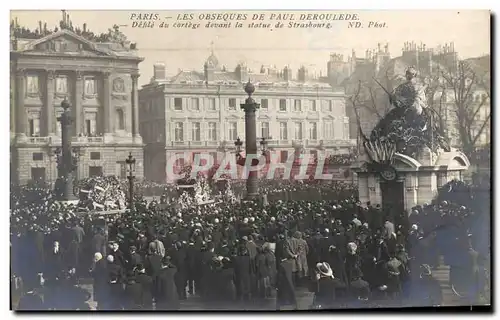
<box><xmin>84</xmin><ymin>77</ymin><xmax>97</xmax><ymax>96</ymax></box>
<box><xmin>208</xmin><ymin>122</ymin><xmax>217</xmax><ymax>141</ymax></box>
<box><xmin>85</xmin><ymin>112</ymin><xmax>97</xmax><ymax>136</ymax></box>
<box><xmin>28</xmin><ymin>113</ymin><xmax>40</xmax><ymax>137</ymax></box>
<box><xmin>294</xmin><ymin>122</ymin><xmax>303</xmax><ymax>139</ymax></box>
<box><xmin>208</xmin><ymin>98</ymin><xmax>216</xmax><ymax>111</ymax></box>
<box><xmin>228</xmin><ymin>122</ymin><xmax>238</xmax><ymax>141</ymax></box>
<box><xmin>261</xmin><ymin>99</ymin><xmax>268</xmax><ymax>109</ymax></box>
<box><xmin>229</xmin><ymin>98</ymin><xmax>237</xmax><ymax>110</ymax></box>
<box><xmin>310</xmin><ymin>150</ymin><xmax>318</xmax><ymax>159</ymax></box>
<box><xmin>192</xmin><ymin>122</ymin><xmax>201</xmax><ymax>141</ymax></box>
<box><xmin>119</xmin><ymin>162</ymin><xmax>127</xmax><ymax>179</ymax></box>
<box><xmin>324</xmin><ymin>121</ymin><xmax>334</xmax><ymax>139</ymax></box>
<box><xmin>261</xmin><ymin>122</ymin><xmax>270</xmax><ymax>139</ymax></box>
<box><xmin>309</xmin><ymin>100</ymin><xmax>317</xmax><ymax>112</ymax></box>
<box><xmin>309</xmin><ymin>122</ymin><xmax>318</xmax><ymax>140</ymax></box>
<box><xmin>328</xmin><ymin>101</ymin><xmax>334</xmax><ymax>112</ymax></box>
<box><xmin>90</xmin><ymin>152</ymin><xmax>101</xmax><ymax>160</ymax></box>
<box><xmin>174</xmin><ymin>98</ymin><xmax>183</xmax><ymax>110</ymax></box>
<box><xmin>191</xmin><ymin>98</ymin><xmax>200</xmax><ymax>111</ymax></box>
<box><xmin>280</xmin><ymin>150</ymin><xmax>289</xmax><ymax>163</ymax></box>
<box><xmin>279</xmin><ymin>122</ymin><xmax>288</xmax><ymax>140</ymax></box>
<box><xmin>32</xmin><ymin>152</ymin><xmax>44</xmax><ymax>161</ymax></box>
<box><xmin>343</xmin><ymin>122</ymin><xmax>349</xmax><ymax>139</ymax></box>
<box><xmin>55</xmin><ymin>76</ymin><xmax>68</xmax><ymax>94</ymax></box>
<box><xmin>89</xmin><ymin>166</ymin><xmax>103</xmax><ymax>177</ymax></box>
<box><xmin>31</xmin><ymin>168</ymin><xmax>45</xmax><ymax>183</ymax></box>
<box><xmin>279</xmin><ymin>99</ymin><xmax>287</xmax><ymax>111</ymax></box>
<box><xmin>294</xmin><ymin>99</ymin><xmax>302</xmax><ymax>112</ymax></box>
<box><xmin>174</xmin><ymin>122</ymin><xmax>184</xmax><ymax>141</ymax></box>
<box><xmin>26</xmin><ymin>75</ymin><xmax>39</xmax><ymax>94</ymax></box>
<box><xmin>115</xmin><ymin>109</ymin><xmax>125</xmax><ymax>131</ymax></box>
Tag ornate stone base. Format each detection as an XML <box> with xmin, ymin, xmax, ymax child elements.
<box><xmin>352</xmin><ymin>148</ymin><xmax>470</xmax><ymax>214</ymax></box>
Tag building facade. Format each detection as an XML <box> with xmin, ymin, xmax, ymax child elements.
<box><xmin>10</xmin><ymin>17</ymin><xmax>144</xmax><ymax>185</ymax></box>
<box><xmin>139</xmin><ymin>53</ymin><xmax>354</xmax><ymax>183</ymax></box>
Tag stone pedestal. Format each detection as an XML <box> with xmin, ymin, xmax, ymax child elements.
<box><xmin>352</xmin><ymin>147</ymin><xmax>470</xmax><ymax>213</ymax></box>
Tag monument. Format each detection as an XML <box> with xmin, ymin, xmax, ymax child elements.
<box><xmin>352</xmin><ymin>66</ymin><xmax>470</xmax><ymax>215</ymax></box>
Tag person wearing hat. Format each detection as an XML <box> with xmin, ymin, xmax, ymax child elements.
<box><xmin>409</xmin><ymin>264</ymin><xmax>443</xmax><ymax>307</ymax></box>
<box><xmin>170</xmin><ymin>242</ymin><xmax>188</xmax><ymax>300</ymax></box>
<box><xmin>154</xmin><ymin>257</ymin><xmax>180</xmax><ymax>310</ymax></box>
<box><xmin>310</xmin><ymin>262</ymin><xmax>344</xmax><ymax>309</ymax></box>
<box><xmin>90</xmin><ymin>252</ymin><xmax>107</xmax><ymax>310</ymax></box>
<box><xmin>133</xmin><ymin>263</ymin><xmax>154</xmax><ymax>310</ymax></box>
<box><xmin>233</xmin><ymin>245</ymin><xmax>253</xmax><ymax>302</ymax></box>
<box><xmin>275</xmin><ymin>256</ymin><xmax>297</xmax><ymax>310</ymax></box>
<box><xmin>127</xmin><ymin>246</ymin><xmax>142</xmax><ymax>272</ymax></box>
<box><xmin>109</xmin><ymin>241</ymin><xmax>127</xmax><ymax>269</ymax></box>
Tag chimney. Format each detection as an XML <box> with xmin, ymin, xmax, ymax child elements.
<box><xmin>283</xmin><ymin>66</ymin><xmax>292</xmax><ymax>81</ymax></box>
<box><xmin>298</xmin><ymin>66</ymin><xmax>308</xmax><ymax>82</ymax></box>
<box><xmin>204</xmin><ymin>61</ymin><xmax>215</xmax><ymax>82</ymax></box>
<box><xmin>235</xmin><ymin>63</ymin><xmax>248</xmax><ymax>82</ymax></box>
<box><xmin>153</xmin><ymin>63</ymin><xmax>166</xmax><ymax>80</ymax></box>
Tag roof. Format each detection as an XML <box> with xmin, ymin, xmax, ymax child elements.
<box><xmin>167</xmin><ymin>69</ymin><xmax>332</xmax><ymax>88</ymax></box>
<box><xmin>13</xmin><ymin>28</ymin><xmax>141</xmax><ymax>59</ymax></box>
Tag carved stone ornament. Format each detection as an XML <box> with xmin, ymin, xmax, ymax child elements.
<box><xmin>113</xmin><ymin>78</ymin><xmax>126</xmax><ymax>93</ymax></box>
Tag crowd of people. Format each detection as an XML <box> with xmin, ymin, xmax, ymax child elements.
<box><xmin>10</xmin><ymin>172</ymin><xmax>490</xmax><ymax>310</ymax></box>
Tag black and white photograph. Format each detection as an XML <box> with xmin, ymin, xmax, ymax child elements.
<box><xmin>8</xmin><ymin>9</ymin><xmax>491</xmax><ymax>311</ymax></box>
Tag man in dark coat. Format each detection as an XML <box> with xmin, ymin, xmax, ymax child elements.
<box><xmin>154</xmin><ymin>257</ymin><xmax>180</xmax><ymax>310</ymax></box>
<box><xmin>90</xmin><ymin>252</ymin><xmax>107</xmax><ymax>310</ymax></box>
<box><xmin>92</xmin><ymin>228</ymin><xmax>107</xmax><ymax>258</ymax></box>
<box><xmin>135</xmin><ymin>264</ymin><xmax>154</xmax><ymax>310</ymax></box>
<box><xmin>410</xmin><ymin>264</ymin><xmax>443</xmax><ymax>306</ymax></box>
<box><xmin>233</xmin><ymin>246</ymin><xmax>253</xmax><ymax>301</ymax></box>
<box><xmin>276</xmin><ymin>257</ymin><xmax>297</xmax><ymax>310</ymax></box>
<box><xmin>145</xmin><ymin>252</ymin><xmax>163</xmax><ymax>278</ymax></box>
<box><xmin>109</xmin><ymin>241</ymin><xmax>127</xmax><ymax>268</ymax></box>
<box><xmin>186</xmin><ymin>242</ymin><xmax>200</xmax><ymax>295</ymax></box>
<box><xmin>123</xmin><ymin>274</ymin><xmax>142</xmax><ymax>310</ymax></box>
<box><xmin>170</xmin><ymin>242</ymin><xmax>187</xmax><ymax>299</ymax></box>
<box><xmin>43</xmin><ymin>240</ymin><xmax>65</xmax><ymax>310</ymax></box>
<box><xmin>127</xmin><ymin>246</ymin><xmax>143</xmax><ymax>271</ymax></box>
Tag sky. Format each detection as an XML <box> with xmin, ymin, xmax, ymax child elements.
<box><xmin>11</xmin><ymin>10</ymin><xmax>490</xmax><ymax>86</ymax></box>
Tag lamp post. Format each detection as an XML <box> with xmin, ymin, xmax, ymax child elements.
<box><xmin>235</xmin><ymin>80</ymin><xmax>260</xmax><ymax>200</ymax></box>
<box><xmin>125</xmin><ymin>152</ymin><xmax>136</xmax><ymax>210</ymax></box>
<box><xmin>54</xmin><ymin>97</ymin><xmax>78</xmax><ymax>201</ymax></box>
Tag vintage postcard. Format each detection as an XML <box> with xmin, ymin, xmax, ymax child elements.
<box><xmin>9</xmin><ymin>10</ymin><xmax>491</xmax><ymax>311</ymax></box>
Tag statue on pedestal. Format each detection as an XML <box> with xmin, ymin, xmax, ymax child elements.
<box><xmin>367</xmin><ymin>66</ymin><xmax>450</xmax><ymax>159</ymax></box>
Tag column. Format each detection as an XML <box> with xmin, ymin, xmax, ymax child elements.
<box><xmin>131</xmin><ymin>74</ymin><xmax>141</xmax><ymax>141</ymax></box>
<box><xmin>46</xmin><ymin>70</ymin><xmax>55</xmax><ymax>135</ymax></box>
<box><xmin>15</xmin><ymin>69</ymin><xmax>27</xmax><ymax>139</ymax></box>
<box><xmin>74</xmin><ymin>71</ymin><xmax>83</xmax><ymax>136</ymax></box>
<box><xmin>103</xmin><ymin>71</ymin><xmax>112</xmax><ymax>136</ymax></box>
<box><xmin>10</xmin><ymin>73</ymin><xmax>15</xmax><ymax>135</ymax></box>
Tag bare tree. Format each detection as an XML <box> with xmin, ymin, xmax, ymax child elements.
<box><xmin>440</xmin><ymin>59</ymin><xmax>491</xmax><ymax>157</ymax></box>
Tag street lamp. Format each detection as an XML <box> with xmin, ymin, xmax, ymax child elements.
<box><xmin>234</xmin><ymin>137</ymin><xmax>243</xmax><ymax>157</ymax></box>
<box><xmin>260</xmin><ymin>137</ymin><xmax>268</xmax><ymax>156</ymax></box>
<box><xmin>125</xmin><ymin>152</ymin><xmax>136</xmax><ymax>210</ymax></box>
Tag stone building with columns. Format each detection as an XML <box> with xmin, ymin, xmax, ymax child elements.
<box><xmin>10</xmin><ymin>21</ymin><xmax>144</xmax><ymax>185</ymax></box>
<box><xmin>139</xmin><ymin>52</ymin><xmax>355</xmax><ymax>183</ymax></box>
